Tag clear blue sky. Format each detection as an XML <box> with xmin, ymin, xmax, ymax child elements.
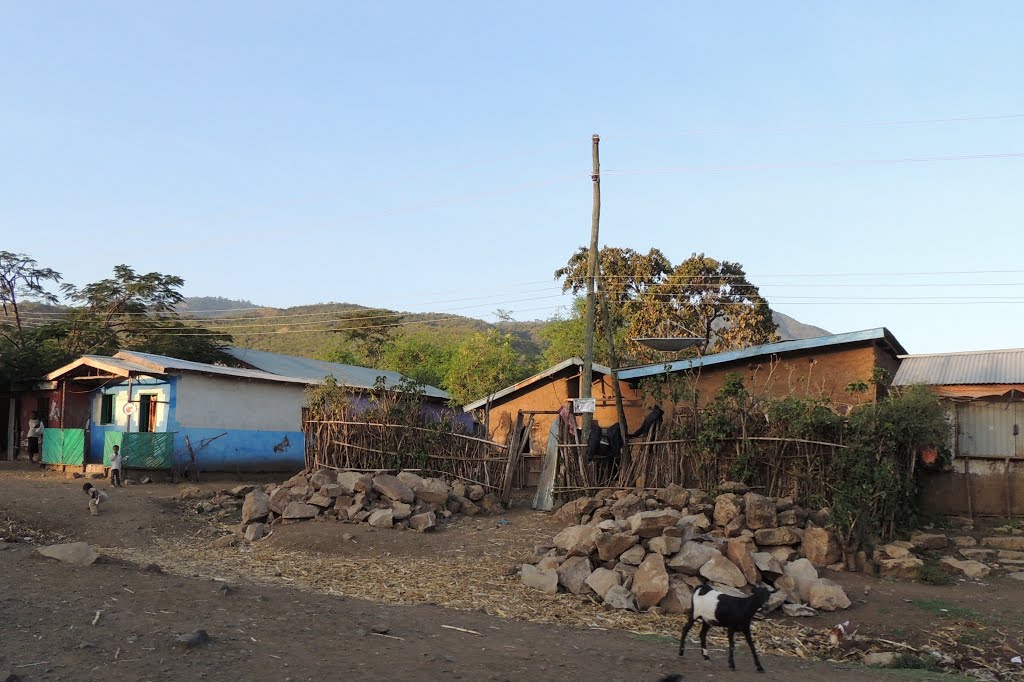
<box><xmin>3</xmin><ymin>2</ymin><xmax>1023</xmax><ymax>354</ymax></box>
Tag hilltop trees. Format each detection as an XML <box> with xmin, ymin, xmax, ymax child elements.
<box><xmin>0</xmin><ymin>255</ymin><xmax>230</xmax><ymax>382</ymax></box>
<box><xmin>554</xmin><ymin>247</ymin><xmax>778</xmax><ymax>365</ymax></box>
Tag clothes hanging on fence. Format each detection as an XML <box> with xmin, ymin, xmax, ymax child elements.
<box><xmin>629</xmin><ymin>405</ymin><xmax>664</xmax><ymax>439</ymax></box>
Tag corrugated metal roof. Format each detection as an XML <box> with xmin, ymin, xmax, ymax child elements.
<box><xmin>45</xmin><ymin>355</ymin><xmax>158</xmax><ymax>380</ymax></box>
<box><xmin>223</xmin><ymin>347</ymin><xmax>450</xmax><ymax>399</ymax></box>
<box><xmin>893</xmin><ymin>349</ymin><xmax>1024</xmax><ymax>386</ymax></box>
<box><xmin>617</xmin><ymin>327</ymin><xmax>905</xmax><ymax>381</ymax></box>
<box><xmin>114</xmin><ymin>350</ymin><xmax>312</xmax><ymax>386</ymax></box>
<box><xmin>463</xmin><ymin>357</ymin><xmax>612</xmax><ymax>412</ymax></box>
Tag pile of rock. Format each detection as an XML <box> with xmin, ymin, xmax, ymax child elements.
<box><xmin>236</xmin><ymin>469</ymin><xmax>504</xmax><ymax>541</ymax></box>
<box><xmin>873</xmin><ymin>522</ymin><xmax>1024</xmax><ymax>582</ymax></box>
<box><xmin>521</xmin><ymin>483</ymin><xmax>852</xmax><ymax>617</ymax></box>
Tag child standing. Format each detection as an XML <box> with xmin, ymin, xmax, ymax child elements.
<box><xmin>83</xmin><ymin>482</ymin><xmax>109</xmax><ymax>516</ymax></box>
<box><xmin>109</xmin><ymin>445</ymin><xmax>123</xmax><ymax>487</ymax></box>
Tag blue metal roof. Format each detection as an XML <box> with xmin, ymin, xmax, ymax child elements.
<box><xmin>115</xmin><ymin>350</ymin><xmax>312</xmax><ymax>385</ymax></box>
<box><xmin>893</xmin><ymin>349</ymin><xmax>1024</xmax><ymax>386</ymax></box>
<box><xmin>223</xmin><ymin>346</ymin><xmax>450</xmax><ymax>400</ymax></box>
<box><xmin>616</xmin><ymin>328</ymin><xmax>906</xmax><ymax>381</ymax></box>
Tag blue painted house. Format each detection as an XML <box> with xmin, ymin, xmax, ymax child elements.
<box><xmin>43</xmin><ymin>348</ymin><xmax>456</xmax><ymax>473</ymax></box>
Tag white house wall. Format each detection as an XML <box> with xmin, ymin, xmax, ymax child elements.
<box><xmin>174</xmin><ymin>374</ymin><xmax>306</xmax><ymax>432</ymax></box>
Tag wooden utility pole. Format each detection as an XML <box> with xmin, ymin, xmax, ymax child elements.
<box><xmin>581</xmin><ymin>134</ymin><xmax>601</xmax><ymax>440</ymax></box>
<box><xmin>600</xmin><ymin>287</ymin><xmax>630</xmax><ymax>466</ymax></box>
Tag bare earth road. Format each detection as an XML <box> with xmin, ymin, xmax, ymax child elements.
<box><xmin>0</xmin><ymin>463</ymin><xmax>984</xmax><ymax>681</ymax></box>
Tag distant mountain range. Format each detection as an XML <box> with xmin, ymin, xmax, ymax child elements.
<box><xmin>177</xmin><ymin>297</ymin><xmax>830</xmax><ymax>361</ymax></box>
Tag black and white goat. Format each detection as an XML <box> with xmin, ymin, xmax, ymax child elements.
<box><xmin>678</xmin><ymin>583</ymin><xmax>772</xmax><ymax>672</ymax></box>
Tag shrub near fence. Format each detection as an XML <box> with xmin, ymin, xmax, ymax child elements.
<box><xmin>303</xmin><ymin>377</ymin><xmax>510</xmax><ymax>490</ymax></box>
<box><xmin>554</xmin><ymin>373</ymin><xmax>950</xmax><ymax>550</ymax></box>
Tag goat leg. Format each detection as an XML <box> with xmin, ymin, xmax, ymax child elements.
<box><xmin>743</xmin><ymin>627</ymin><xmax>765</xmax><ymax>673</ymax></box>
<box><xmin>698</xmin><ymin>622</ymin><xmax>711</xmax><ymax>661</ymax></box>
<box><xmin>727</xmin><ymin>628</ymin><xmax>736</xmax><ymax>670</ymax></box>
<box><xmin>678</xmin><ymin>615</ymin><xmax>696</xmax><ymax>656</ymax></box>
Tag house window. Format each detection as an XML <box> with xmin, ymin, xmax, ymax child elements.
<box><xmin>138</xmin><ymin>394</ymin><xmax>158</xmax><ymax>433</ymax></box>
<box><xmin>100</xmin><ymin>395</ymin><xmax>115</xmax><ymax>425</ymax></box>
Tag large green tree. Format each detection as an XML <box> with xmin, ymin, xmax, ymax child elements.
<box><xmin>0</xmin><ymin>252</ymin><xmax>66</xmax><ymax>382</ymax></box>
<box><xmin>380</xmin><ymin>331</ymin><xmax>458</xmax><ymax>389</ymax></box>
<box><xmin>443</xmin><ymin>329</ymin><xmax>533</xmax><ymax>406</ymax></box>
<box><xmin>58</xmin><ymin>264</ymin><xmax>230</xmax><ymax>363</ymax></box>
<box><xmin>552</xmin><ymin>247</ymin><xmax>778</xmax><ymax>365</ymax></box>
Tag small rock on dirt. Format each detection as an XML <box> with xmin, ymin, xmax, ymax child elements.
<box><xmin>175</xmin><ymin>630</ymin><xmax>210</xmax><ymax>651</ymax></box>
<box><xmin>37</xmin><ymin>542</ymin><xmax>100</xmax><ymax>566</ymax></box>
<box><xmin>863</xmin><ymin>652</ymin><xmax>900</xmax><ymax>667</ymax></box>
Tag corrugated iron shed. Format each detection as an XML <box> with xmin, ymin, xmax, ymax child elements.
<box><xmin>223</xmin><ymin>346</ymin><xmax>450</xmax><ymax>399</ymax></box>
<box><xmin>114</xmin><ymin>350</ymin><xmax>313</xmax><ymax>385</ymax></box>
<box><xmin>892</xmin><ymin>349</ymin><xmax>1024</xmax><ymax>386</ymax></box>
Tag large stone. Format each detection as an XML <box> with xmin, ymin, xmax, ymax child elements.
<box><xmin>609</xmin><ymin>493</ymin><xmax>645</xmax><ymax>520</ymax></box>
<box><xmin>627</xmin><ymin>509</ymin><xmax>682</xmax><ymax>538</ymax></box>
<box><xmin>479</xmin><ymin>493</ymin><xmax>505</xmax><ymax>515</ymax></box>
<box><xmin>367</xmin><ymin>509</ymin><xmax>394</xmax><ymax>528</ymax></box>
<box><xmin>282</xmin><ymin>502</ymin><xmax>319</xmax><ymax>520</ymax></box>
<box><xmin>557</xmin><ymin>556</ymin><xmax>593</xmax><ymax>595</ymax></box>
<box><xmin>807</xmin><ymin>578</ymin><xmax>851</xmax><ymax>611</ymax></box>
<box><xmin>713</xmin><ymin>494</ymin><xmax>743</xmax><ymax>528</ymax></box>
<box><xmin>998</xmin><ymin>549</ymin><xmax>1024</xmax><ymax>560</ymax></box>
<box><xmin>282</xmin><ymin>472</ymin><xmax>308</xmax><ymax>488</ymax></box>
<box><xmin>37</xmin><ymin>542</ymin><xmax>99</xmax><ymax>566</ymax></box>
<box><xmin>396</xmin><ymin>471</ymin><xmax>426</xmax><ymax>490</ymax></box>
<box><xmin>521</xmin><ymin>564</ymin><xmax>558</xmax><ymax>593</ymax></box>
<box><xmin>596</xmin><ymin>532</ymin><xmax>640</xmax><ymax>562</ymax></box>
<box><xmin>801</xmin><ymin>527</ymin><xmax>842</xmax><ymax>567</ymax></box>
<box><xmin>268</xmin><ymin>488</ymin><xmax>296</xmax><ymax>515</ymax></box>
<box><xmin>632</xmin><ymin>553</ymin><xmax>670</xmax><ymax>610</ymax></box>
<box><xmin>585</xmin><ymin>567</ymin><xmax>621</xmax><ymax>599</ymax></box>
<box><xmin>743</xmin><ymin>492</ymin><xmax>777</xmax><ymax>530</ymax></box>
<box><xmin>1008</xmin><ymin>571</ymin><xmax>1024</xmax><ymax>582</ymax></box>
<box><xmin>307</xmin><ymin>493</ymin><xmax>333</xmax><ymax>508</ymax></box>
<box><xmin>873</xmin><ymin>543</ymin><xmax>913</xmax><ymax>562</ymax></box>
<box><xmin>619</xmin><ymin>544</ymin><xmax>647</xmax><ymax>566</ymax></box>
<box><xmin>719</xmin><ymin>481</ymin><xmax>749</xmax><ymax>494</ymax></box>
<box><xmin>466</xmin><ymin>484</ymin><xmax>485</xmax><ymax>501</ymax></box>
<box><xmin>244</xmin><ymin>523</ymin><xmax>265</xmax><ymax>542</ymax></box>
<box><xmin>754</xmin><ymin>527</ymin><xmax>802</xmax><ymax>546</ymax></box>
<box><xmin>603</xmin><ymin>585</ymin><xmax>638</xmax><ymax>611</ymax></box>
<box><xmin>878</xmin><ymin>556</ymin><xmax>924</xmax><ymax>579</ymax></box>
<box><xmin>766</xmin><ymin>545</ymin><xmax>799</xmax><ymax>563</ymax></box>
<box><xmin>679</xmin><ymin>513</ymin><xmax>711</xmax><ymax>532</ymax></box>
<box><xmin>658</xmin><ymin>579</ymin><xmax>694</xmax><ymax>615</ymax></box>
<box><xmin>726</xmin><ymin>539</ymin><xmax>760</xmax><ymax>585</ymax></box>
<box><xmin>458</xmin><ymin>497</ymin><xmax>480</xmax><ymax>516</ymax></box>
<box><xmin>960</xmin><ymin>548</ymin><xmax>995</xmax><ymax>560</ymax></box>
<box><xmin>752</xmin><ymin>552</ymin><xmax>785</xmax><ymax>576</ymax></box>
<box><xmin>390</xmin><ymin>502</ymin><xmax>412</xmax><ymax>520</ymax></box>
<box><xmin>309</xmin><ymin>469</ymin><xmax>337</xmax><ymax>489</ymax></box>
<box><xmin>648</xmin><ymin>536</ymin><xmax>683</xmax><ymax>556</ymax></box>
<box><xmin>784</xmin><ymin>558</ymin><xmax>819</xmax><ymax>584</ymax></box>
<box><xmin>667</xmin><ymin>542</ymin><xmax>720</xmax><ymax>575</ymax></box>
<box><xmin>409</xmin><ymin>511</ymin><xmax>437</xmax><ymax>532</ymax></box>
<box><xmin>553</xmin><ymin>525</ymin><xmax>602</xmax><ymax>557</ymax></box>
<box><xmin>764</xmin><ymin>588</ymin><xmax>787</xmax><ymax>613</ymax></box>
<box><xmin>911</xmin><ymin>533</ymin><xmax>949</xmax><ymax>551</ymax></box>
<box><xmin>372</xmin><ymin>475</ymin><xmax>415</xmax><ymax>504</ymax></box>
<box><xmin>951</xmin><ymin>536</ymin><xmax>977</xmax><ymax>548</ymax></box>
<box><xmin>699</xmin><ymin>555</ymin><xmax>746</xmax><ymax>588</ymax></box>
<box><xmin>777</xmin><ymin>509</ymin><xmax>799</xmax><ymax>526</ymax></box>
<box><xmin>772</xmin><ymin>575</ymin><xmax>801</xmax><ymax>604</ymax></box>
<box><xmin>981</xmin><ymin>536</ymin><xmax>1024</xmax><ymax>551</ymax></box>
<box><xmin>336</xmin><ymin>471</ymin><xmax>369</xmax><ymax>494</ymax></box>
<box><xmin>663</xmin><ymin>484</ymin><xmax>691</xmax><ymax>511</ymax></box>
<box><xmin>241</xmin><ymin>491</ymin><xmax>271</xmax><ymax>525</ymax></box>
<box><xmin>413</xmin><ymin>478</ymin><xmax>450</xmax><ymax>505</ymax></box>
<box><xmin>723</xmin><ymin>514</ymin><xmax>747</xmax><ymax>538</ymax></box>
<box><xmin>229</xmin><ymin>484</ymin><xmax>255</xmax><ymax>498</ymax></box>
<box><xmin>554</xmin><ymin>497</ymin><xmax>600</xmax><ymax>526</ymax></box>
<box><xmin>939</xmin><ymin>556</ymin><xmax>990</xmax><ymax>579</ymax></box>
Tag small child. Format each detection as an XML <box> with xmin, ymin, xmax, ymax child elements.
<box><xmin>109</xmin><ymin>445</ymin><xmax>123</xmax><ymax>487</ymax></box>
<box><xmin>83</xmin><ymin>482</ymin><xmax>109</xmax><ymax>516</ymax></box>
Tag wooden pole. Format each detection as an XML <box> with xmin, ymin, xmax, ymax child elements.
<box><xmin>599</xmin><ymin>286</ymin><xmax>630</xmax><ymax>469</ymax></box>
<box><xmin>581</xmin><ymin>133</ymin><xmax>601</xmax><ymax>441</ymax></box>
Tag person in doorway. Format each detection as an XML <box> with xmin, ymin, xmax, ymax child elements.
<box><xmin>27</xmin><ymin>411</ymin><xmax>44</xmax><ymax>462</ymax></box>
<box><xmin>109</xmin><ymin>445</ymin><xmax>123</xmax><ymax>487</ymax></box>
<box><xmin>83</xmin><ymin>482</ymin><xmax>109</xmax><ymax>516</ymax></box>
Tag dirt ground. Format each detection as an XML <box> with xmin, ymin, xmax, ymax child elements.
<box><xmin>1</xmin><ymin>462</ymin><xmax>1020</xmax><ymax>681</ymax></box>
